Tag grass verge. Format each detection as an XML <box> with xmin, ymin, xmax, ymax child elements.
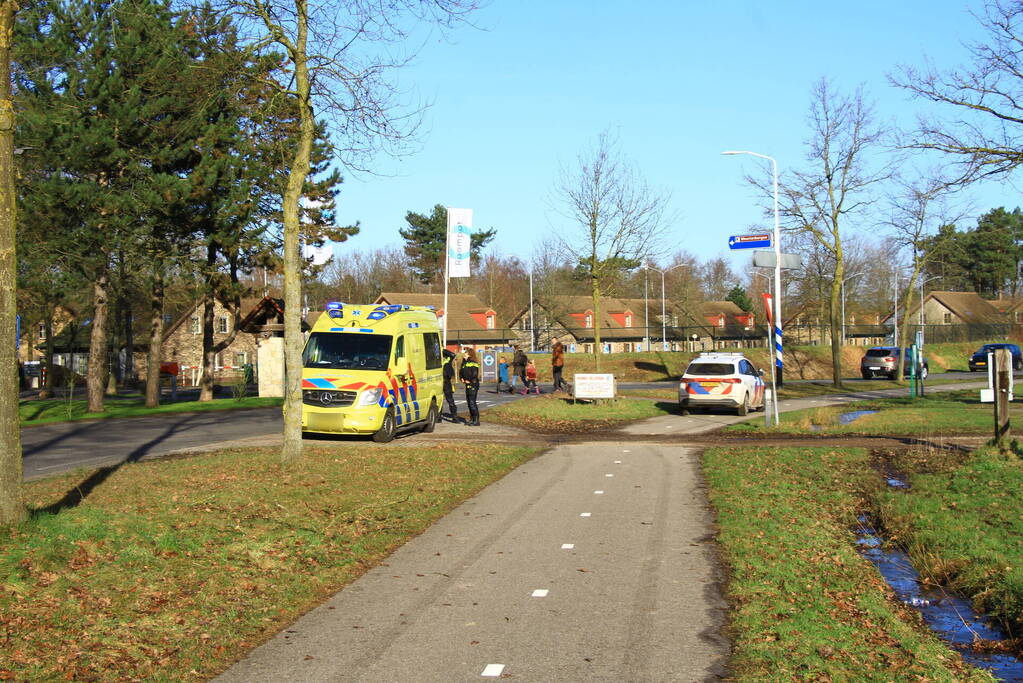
<box><xmin>703</xmin><ymin>445</ymin><xmax>992</xmax><ymax>681</ymax></box>
<box><xmin>0</xmin><ymin>442</ymin><xmax>540</xmax><ymax>680</ymax></box>
<box><xmin>483</xmin><ymin>395</ymin><xmax>673</xmax><ymax>433</ymax></box>
<box><xmin>725</xmin><ymin>390</ymin><xmax>1021</xmax><ymax>436</ymax></box>
<box><xmin>877</xmin><ymin>445</ymin><xmax>1023</xmax><ymax>636</ymax></box>
<box><xmin>19</xmin><ymin>396</ymin><xmax>284</xmax><ymax>426</ymax></box>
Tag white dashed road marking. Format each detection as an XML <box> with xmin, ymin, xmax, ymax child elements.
<box><xmin>561</xmin><ymin>543</ymin><xmax>574</xmax><ymax>549</ymax></box>
<box><xmin>531</xmin><ymin>589</ymin><xmax>549</xmax><ymax>597</ymax></box>
<box><xmin>580</xmin><ymin>512</ymin><xmax>591</xmax><ymax>517</ymax></box>
<box><xmin>481</xmin><ymin>664</ymin><xmax>505</xmax><ymax>677</ymax></box>
<box><xmin>594</xmin><ymin>490</ymin><xmax>604</xmax><ymax>495</ymax></box>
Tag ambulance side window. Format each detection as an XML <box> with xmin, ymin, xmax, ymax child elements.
<box><xmin>394</xmin><ymin>335</ymin><xmax>405</xmax><ymax>362</ymax></box>
<box><xmin>424</xmin><ymin>333</ymin><xmax>441</xmax><ymax>369</ymax></box>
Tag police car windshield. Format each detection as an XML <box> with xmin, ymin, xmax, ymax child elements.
<box><xmin>303</xmin><ymin>332</ymin><xmax>392</xmax><ymax>370</ymax></box>
<box><xmin>686</xmin><ymin>362</ymin><xmax>733</xmax><ymax>376</ymax></box>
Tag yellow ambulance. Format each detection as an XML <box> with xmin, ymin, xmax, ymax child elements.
<box><xmin>301</xmin><ymin>302</ymin><xmax>444</xmax><ymax>442</ymax></box>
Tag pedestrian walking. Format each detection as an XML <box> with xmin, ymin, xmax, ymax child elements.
<box><xmin>551</xmin><ymin>337</ymin><xmax>569</xmax><ymax>393</ymax></box>
<box><xmin>442</xmin><ymin>348</ymin><xmax>461</xmax><ymax>423</ymax></box>
<box><xmin>525</xmin><ymin>359</ymin><xmax>539</xmax><ymax>394</ymax></box>
<box><xmin>510</xmin><ymin>345</ymin><xmax>528</xmax><ymax>393</ymax></box>
<box><xmin>461</xmin><ymin>348</ymin><xmax>481</xmax><ymax>426</ymax></box>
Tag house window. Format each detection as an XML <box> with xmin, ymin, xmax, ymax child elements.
<box><xmin>486</xmin><ymin>314</ymin><xmax>495</xmax><ymax>330</ymax></box>
<box><xmin>671</xmin><ymin>315</ymin><xmax>678</xmax><ymax>327</ymax></box>
<box><xmin>37</xmin><ymin>322</ymin><xmax>45</xmax><ymax>340</ymax></box>
<box><xmin>234</xmin><ymin>352</ymin><xmax>248</xmax><ymax>366</ymax></box>
<box><xmin>163</xmin><ymin>313</ymin><xmax>172</xmax><ymax>325</ymax></box>
<box><xmin>217</xmin><ymin>316</ymin><xmax>230</xmax><ymax>334</ymax></box>
<box><xmin>718</xmin><ymin>315</ymin><xmax>725</xmax><ymax>328</ymax></box>
<box><xmin>585</xmin><ymin>314</ymin><xmax>593</xmax><ymax>328</ymax></box>
<box><xmin>625</xmin><ymin>314</ymin><xmax>632</xmax><ymax>328</ymax></box>
<box><xmin>191</xmin><ymin>317</ymin><xmax>199</xmax><ymax>335</ymax></box>
<box><xmin>215</xmin><ymin>353</ymin><xmax>222</xmax><ymax>369</ymax></box>
<box><xmin>1016</xmin><ymin>311</ymin><xmax>1023</xmax><ymax>324</ymax></box>
<box><xmin>943</xmin><ymin>313</ymin><xmax>952</xmax><ymax>324</ymax></box>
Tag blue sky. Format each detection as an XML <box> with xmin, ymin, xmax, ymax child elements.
<box><xmin>329</xmin><ymin>1</ymin><xmax>1015</xmax><ymax>272</ymax></box>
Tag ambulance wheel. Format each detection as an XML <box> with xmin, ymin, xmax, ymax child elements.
<box><xmin>421</xmin><ymin>400</ymin><xmax>438</xmax><ymax>433</ymax></box>
<box><xmin>372</xmin><ymin>408</ymin><xmax>396</xmax><ymax>443</ymax></box>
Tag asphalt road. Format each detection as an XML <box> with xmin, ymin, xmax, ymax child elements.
<box><xmin>19</xmin><ymin>385</ymin><xmax>535</xmax><ymax>480</ymax></box>
<box><xmin>20</xmin><ymin>372</ymin><xmax>989</xmax><ymax>481</ymax></box>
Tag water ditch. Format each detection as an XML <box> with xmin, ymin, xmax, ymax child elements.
<box><xmin>811</xmin><ymin>410</ymin><xmax>878</xmax><ymax>432</ymax></box>
<box><xmin>856</xmin><ymin>477</ymin><xmax>1023</xmax><ymax>680</ymax></box>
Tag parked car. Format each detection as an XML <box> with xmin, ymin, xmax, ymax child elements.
<box><xmin>679</xmin><ymin>352</ymin><xmax>765</xmax><ymax>416</ymax></box>
<box><xmin>968</xmin><ymin>343</ymin><xmax>1023</xmax><ymax>372</ymax></box>
<box><xmin>860</xmin><ymin>347</ymin><xmax>929</xmax><ymax>380</ymax></box>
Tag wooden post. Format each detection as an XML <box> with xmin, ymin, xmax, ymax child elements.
<box><xmin>994</xmin><ymin>348</ymin><xmax>1011</xmax><ymax>450</ymax></box>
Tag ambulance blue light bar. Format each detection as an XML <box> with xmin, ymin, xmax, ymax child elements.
<box><xmin>326</xmin><ymin>301</ymin><xmax>344</xmax><ymax>319</ymax></box>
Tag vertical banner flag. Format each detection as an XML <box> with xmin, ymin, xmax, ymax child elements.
<box><xmin>447</xmin><ymin>208</ymin><xmax>473</xmax><ymax>278</ymax></box>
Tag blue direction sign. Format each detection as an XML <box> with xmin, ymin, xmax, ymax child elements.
<box><xmin>728</xmin><ymin>233</ymin><xmax>772</xmax><ymax>250</ymax></box>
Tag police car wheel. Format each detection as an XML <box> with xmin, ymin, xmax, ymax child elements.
<box><xmin>736</xmin><ymin>392</ymin><xmax>750</xmax><ymax>417</ymax></box>
<box><xmin>421</xmin><ymin>401</ymin><xmax>438</xmax><ymax>433</ymax></box>
<box><xmin>372</xmin><ymin>408</ymin><xmax>396</xmax><ymax>443</ymax></box>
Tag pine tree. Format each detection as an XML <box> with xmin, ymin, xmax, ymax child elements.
<box><xmin>400</xmin><ymin>204</ymin><xmax>495</xmax><ymax>288</ymax></box>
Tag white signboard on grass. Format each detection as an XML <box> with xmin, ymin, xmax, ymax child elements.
<box><xmin>573</xmin><ymin>373</ymin><xmax>616</xmax><ymax>399</ymax></box>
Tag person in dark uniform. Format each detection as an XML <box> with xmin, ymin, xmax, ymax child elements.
<box><xmin>460</xmin><ymin>348</ymin><xmax>481</xmax><ymax>426</ymax></box>
<box><xmin>442</xmin><ymin>348</ymin><xmax>461</xmax><ymax>423</ymax></box>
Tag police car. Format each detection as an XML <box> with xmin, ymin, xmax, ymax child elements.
<box><xmin>678</xmin><ymin>352</ymin><xmax>766</xmax><ymax>416</ymax></box>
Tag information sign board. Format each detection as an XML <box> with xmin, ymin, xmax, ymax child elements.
<box><xmin>573</xmin><ymin>373</ymin><xmax>616</xmax><ymax>399</ymax></box>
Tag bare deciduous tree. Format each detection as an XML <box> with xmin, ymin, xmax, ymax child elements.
<box><xmin>222</xmin><ymin>0</ymin><xmax>479</xmax><ymax>462</ymax></box>
<box><xmin>551</xmin><ymin>131</ymin><xmax>670</xmax><ymax>369</ymax></box>
<box><xmin>885</xmin><ymin>172</ymin><xmax>966</xmax><ymax>378</ymax></box>
<box><xmin>748</xmin><ymin>79</ymin><xmax>890</xmax><ymax>387</ymax></box>
<box><xmin>892</xmin><ymin>0</ymin><xmax>1023</xmax><ymax>182</ymax></box>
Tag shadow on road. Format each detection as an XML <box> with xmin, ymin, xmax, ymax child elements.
<box><xmin>33</xmin><ymin>414</ymin><xmax>213</xmax><ymax>517</ymax></box>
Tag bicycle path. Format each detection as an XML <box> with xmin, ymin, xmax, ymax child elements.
<box><xmin>214</xmin><ymin>381</ymin><xmax>985</xmax><ymax>681</ymax></box>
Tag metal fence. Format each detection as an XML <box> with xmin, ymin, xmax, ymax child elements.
<box><xmin>497</xmin><ymin>322</ymin><xmax>1023</xmax><ymax>351</ymax></box>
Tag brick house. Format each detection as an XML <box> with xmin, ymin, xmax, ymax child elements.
<box><xmin>508</xmin><ymin>296</ymin><xmax>650</xmax><ymax>353</ymax></box>
<box><xmin>374</xmin><ymin>292</ymin><xmax>514</xmax><ymax>350</ymax></box>
<box><xmin>157</xmin><ymin>297</ymin><xmax>260</xmax><ymax>387</ymax></box>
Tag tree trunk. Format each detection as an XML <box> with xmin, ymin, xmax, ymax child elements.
<box><xmin>86</xmin><ymin>270</ymin><xmax>110</xmax><ymax>413</ymax></box>
<box><xmin>830</xmin><ymin>262</ymin><xmax>844</xmax><ymax>388</ymax></box>
<box><xmin>199</xmin><ymin>296</ymin><xmax>215</xmax><ymax>401</ymax></box>
<box><xmin>281</xmin><ymin>0</ymin><xmax>313</xmax><ymax>464</ymax></box>
<box><xmin>591</xmin><ymin>277</ymin><xmax>602</xmax><ymax>372</ymax></box>
<box><xmin>123</xmin><ymin>296</ymin><xmax>133</xmax><ymax>387</ymax></box>
<box><xmin>897</xmin><ymin>261</ymin><xmax>923</xmax><ymax>383</ymax></box>
<box><xmin>144</xmin><ymin>267</ymin><xmax>164</xmax><ymax>408</ymax></box>
<box><xmin>0</xmin><ymin>0</ymin><xmax>24</xmax><ymax>525</ymax></box>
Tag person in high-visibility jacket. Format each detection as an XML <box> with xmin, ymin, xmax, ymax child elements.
<box><xmin>442</xmin><ymin>348</ymin><xmax>460</xmax><ymax>423</ymax></box>
<box><xmin>460</xmin><ymin>348</ymin><xmax>481</xmax><ymax>426</ymax></box>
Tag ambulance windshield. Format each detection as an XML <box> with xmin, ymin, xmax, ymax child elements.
<box><xmin>303</xmin><ymin>332</ymin><xmax>393</xmax><ymax>370</ymax></box>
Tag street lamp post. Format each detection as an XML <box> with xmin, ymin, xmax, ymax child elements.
<box><xmin>645</xmin><ymin>264</ymin><xmax>687</xmax><ymax>350</ymax></box>
<box><xmin>722</xmin><ymin>150</ymin><xmax>783</xmax><ymax>388</ymax></box>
